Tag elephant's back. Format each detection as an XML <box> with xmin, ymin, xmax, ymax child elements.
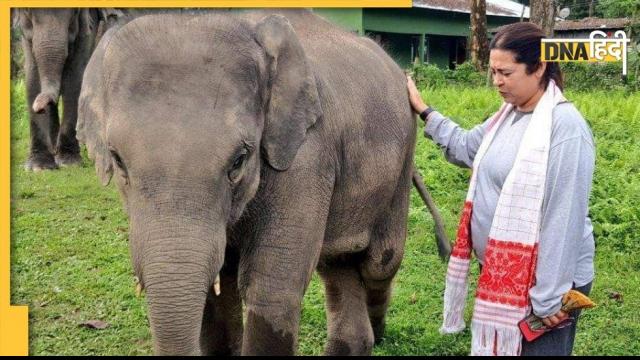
<box><xmin>294</xmin><ymin>12</ymin><xmax>413</xmax><ymax>148</ymax></box>
<box><xmin>280</xmin><ymin>11</ymin><xmax>416</xmax><ymax>253</ymax></box>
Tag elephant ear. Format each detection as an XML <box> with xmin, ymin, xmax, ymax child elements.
<box><xmin>77</xmin><ymin>26</ymin><xmax>117</xmax><ymax>185</ymax></box>
<box><xmin>254</xmin><ymin>15</ymin><xmax>322</xmax><ymax>171</ymax></box>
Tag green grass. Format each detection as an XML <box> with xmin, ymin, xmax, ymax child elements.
<box><xmin>10</xmin><ymin>79</ymin><xmax>640</xmax><ymax>355</ymax></box>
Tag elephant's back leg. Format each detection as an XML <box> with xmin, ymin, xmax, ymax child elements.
<box><xmin>57</xmin><ymin>29</ymin><xmax>94</xmax><ymax>166</ymax></box>
<box><xmin>317</xmin><ymin>260</ymin><xmax>374</xmax><ymax>355</ymax></box>
<box><xmin>56</xmin><ymin>54</ymin><xmax>83</xmax><ymax>165</ymax></box>
<box><xmin>358</xmin><ymin>149</ymin><xmax>413</xmax><ymax>343</ymax></box>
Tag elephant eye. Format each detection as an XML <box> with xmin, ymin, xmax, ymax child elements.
<box><xmin>232</xmin><ymin>154</ymin><xmax>246</xmax><ymax>170</ymax></box>
<box><xmin>228</xmin><ymin>150</ymin><xmax>248</xmax><ymax>183</ymax></box>
<box><xmin>109</xmin><ymin>148</ymin><xmax>129</xmax><ymax>183</ymax></box>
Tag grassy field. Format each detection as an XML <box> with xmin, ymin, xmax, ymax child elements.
<box><xmin>9</xmin><ymin>79</ymin><xmax>640</xmax><ymax>355</ymax></box>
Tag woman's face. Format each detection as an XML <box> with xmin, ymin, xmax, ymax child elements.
<box><xmin>490</xmin><ymin>49</ymin><xmax>546</xmax><ymax>108</ymax></box>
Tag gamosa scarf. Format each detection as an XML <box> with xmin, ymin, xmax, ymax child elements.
<box><xmin>440</xmin><ymin>80</ymin><xmax>566</xmax><ymax>356</ymax></box>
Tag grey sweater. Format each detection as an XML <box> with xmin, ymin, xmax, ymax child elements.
<box><xmin>425</xmin><ymin>103</ymin><xmax>595</xmax><ymax>318</ymax></box>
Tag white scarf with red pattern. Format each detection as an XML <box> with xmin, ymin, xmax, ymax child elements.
<box><xmin>440</xmin><ymin>80</ymin><xmax>566</xmax><ymax>356</ymax></box>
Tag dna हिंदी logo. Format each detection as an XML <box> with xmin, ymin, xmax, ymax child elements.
<box><xmin>541</xmin><ymin>30</ymin><xmax>631</xmax><ymax>75</ymax></box>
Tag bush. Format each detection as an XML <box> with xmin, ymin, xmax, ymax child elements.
<box><xmin>409</xmin><ymin>62</ymin><xmax>485</xmax><ymax>88</ymax></box>
<box><xmin>445</xmin><ymin>62</ymin><xmax>486</xmax><ymax>87</ymax></box>
<box><xmin>410</xmin><ymin>63</ymin><xmax>447</xmax><ymax>88</ymax></box>
<box><xmin>409</xmin><ymin>53</ymin><xmax>640</xmax><ymax>92</ymax></box>
<box><xmin>561</xmin><ymin>50</ymin><xmax>640</xmax><ymax>92</ymax></box>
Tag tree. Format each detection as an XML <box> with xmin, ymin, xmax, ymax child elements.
<box><xmin>470</xmin><ymin>0</ymin><xmax>489</xmax><ymax>71</ymax></box>
<box><xmin>597</xmin><ymin>0</ymin><xmax>639</xmax><ymax>18</ymax></box>
<box><xmin>530</xmin><ymin>0</ymin><xmax>557</xmax><ymax>37</ymax></box>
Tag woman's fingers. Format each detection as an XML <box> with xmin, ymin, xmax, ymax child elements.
<box><xmin>406</xmin><ymin>76</ymin><xmax>427</xmax><ymax>113</ymax></box>
<box><xmin>542</xmin><ymin>310</ymin><xmax>569</xmax><ymax>328</ymax></box>
<box><xmin>558</xmin><ymin>310</ymin><xmax>568</xmax><ymax>320</ymax></box>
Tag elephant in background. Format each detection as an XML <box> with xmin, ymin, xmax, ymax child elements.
<box><xmin>13</xmin><ymin>8</ymin><xmax>120</xmax><ymax>171</ymax></box>
<box><xmin>78</xmin><ymin>10</ymin><xmax>415</xmax><ymax>355</ymax></box>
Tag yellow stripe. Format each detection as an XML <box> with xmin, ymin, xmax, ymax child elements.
<box><xmin>7</xmin><ymin>0</ymin><xmax>412</xmax><ymax>7</ymax></box>
<box><xmin>1</xmin><ymin>5</ymin><xmax>29</xmax><ymax>356</ymax></box>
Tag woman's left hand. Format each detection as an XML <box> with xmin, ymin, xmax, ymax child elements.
<box><xmin>541</xmin><ymin>309</ymin><xmax>569</xmax><ymax>328</ymax></box>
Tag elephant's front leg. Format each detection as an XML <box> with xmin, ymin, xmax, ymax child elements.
<box><xmin>240</xmin><ymin>225</ymin><xmax>326</xmax><ymax>355</ymax></box>
<box><xmin>200</xmin><ymin>251</ymin><xmax>243</xmax><ymax>356</ymax></box>
<box><xmin>238</xmin><ymin>171</ymin><xmax>332</xmax><ymax>355</ymax></box>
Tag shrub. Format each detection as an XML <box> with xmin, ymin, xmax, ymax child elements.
<box><xmin>410</xmin><ymin>63</ymin><xmax>447</xmax><ymax>88</ymax></box>
<box><xmin>409</xmin><ymin>53</ymin><xmax>640</xmax><ymax>92</ymax></box>
<box><xmin>409</xmin><ymin>62</ymin><xmax>485</xmax><ymax>88</ymax></box>
<box><xmin>561</xmin><ymin>50</ymin><xmax>639</xmax><ymax>92</ymax></box>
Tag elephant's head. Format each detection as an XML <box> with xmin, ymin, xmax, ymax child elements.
<box><xmin>14</xmin><ymin>8</ymin><xmax>97</xmax><ymax>113</ymax></box>
<box><xmin>77</xmin><ymin>14</ymin><xmax>321</xmax><ymax>355</ymax></box>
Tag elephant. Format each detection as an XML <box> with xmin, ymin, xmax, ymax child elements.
<box><xmin>77</xmin><ymin>9</ymin><xmax>416</xmax><ymax>355</ymax></box>
<box><xmin>13</xmin><ymin>8</ymin><xmax>118</xmax><ymax>171</ymax></box>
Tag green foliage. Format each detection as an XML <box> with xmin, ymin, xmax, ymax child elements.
<box><xmin>410</xmin><ymin>63</ymin><xmax>447</xmax><ymax>88</ymax></box>
<box><xmin>9</xmin><ymin>80</ymin><xmax>640</xmax><ymax>355</ymax></box>
<box><xmin>597</xmin><ymin>0</ymin><xmax>640</xmax><ymax>19</ymax></box>
<box><xmin>410</xmin><ymin>62</ymin><xmax>486</xmax><ymax>88</ymax></box>
<box><xmin>561</xmin><ymin>50</ymin><xmax>640</xmax><ymax>92</ymax></box>
<box><xmin>444</xmin><ymin>62</ymin><xmax>486</xmax><ymax>87</ymax></box>
<box><xmin>11</xmin><ymin>28</ymin><xmax>24</xmax><ymax>80</ymax></box>
<box><xmin>410</xmin><ymin>54</ymin><xmax>640</xmax><ymax>92</ymax></box>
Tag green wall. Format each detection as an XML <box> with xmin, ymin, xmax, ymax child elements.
<box><xmin>364</xmin><ymin>8</ymin><xmax>470</xmax><ymax>36</ymax></box>
<box><xmin>313</xmin><ymin>7</ymin><xmax>522</xmax><ymax>69</ymax></box>
<box><xmin>314</xmin><ymin>8</ymin><xmax>363</xmax><ymax>35</ymax></box>
<box><xmin>363</xmin><ymin>8</ymin><xmax>518</xmax><ymax>37</ymax></box>
<box><xmin>363</xmin><ymin>8</ymin><xmax>520</xmax><ymax>68</ymax></box>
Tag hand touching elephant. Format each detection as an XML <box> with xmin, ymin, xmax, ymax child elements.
<box><xmin>78</xmin><ymin>10</ymin><xmax>416</xmax><ymax>355</ymax></box>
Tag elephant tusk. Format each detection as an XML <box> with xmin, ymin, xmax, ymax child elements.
<box><xmin>134</xmin><ymin>276</ymin><xmax>144</xmax><ymax>298</ymax></box>
<box><xmin>213</xmin><ymin>275</ymin><xmax>221</xmax><ymax>296</ymax></box>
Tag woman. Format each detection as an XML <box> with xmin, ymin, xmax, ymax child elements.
<box><xmin>407</xmin><ymin>22</ymin><xmax>595</xmax><ymax>356</ymax></box>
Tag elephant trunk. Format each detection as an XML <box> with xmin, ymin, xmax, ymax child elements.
<box><xmin>132</xmin><ymin>215</ymin><xmax>226</xmax><ymax>356</ymax></box>
<box><xmin>31</xmin><ymin>27</ymin><xmax>69</xmax><ymax>113</ymax></box>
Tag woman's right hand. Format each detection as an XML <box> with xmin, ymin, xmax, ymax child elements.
<box><xmin>407</xmin><ymin>76</ymin><xmax>429</xmax><ymax>115</ymax></box>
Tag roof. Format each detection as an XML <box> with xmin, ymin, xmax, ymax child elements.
<box><xmin>554</xmin><ymin>17</ymin><xmax>632</xmax><ymax>31</ymax></box>
<box><xmin>412</xmin><ymin>0</ymin><xmax>530</xmax><ymax>18</ymax></box>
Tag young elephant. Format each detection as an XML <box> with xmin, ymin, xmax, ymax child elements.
<box><xmin>78</xmin><ymin>10</ymin><xmax>416</xmax><ymax>356</ymax></box>
<box><xmin>15</xmin><ymin>9</ymin><xmax>101</xmax><ymax>170</ymax></box>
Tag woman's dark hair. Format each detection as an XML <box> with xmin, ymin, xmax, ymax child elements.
<box><xmin>489</xmin><ymin>22</ymin><xmax>564</xmax><ymax>91</ymax></box>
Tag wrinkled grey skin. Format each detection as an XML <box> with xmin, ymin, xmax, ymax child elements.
<box><xmin>15</xmin><ymin>9</ymin><xmax>108</xmax><ymax>170</ymax></box>
<box><xmin>78</xmin><ymin>10</ymin><xmax>415</xmax><ymax>356</ymax></box>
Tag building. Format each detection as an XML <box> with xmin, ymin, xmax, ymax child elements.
<box><xmin>553</xmin><ymin>17</ymin><xmax>633</xmax><ymax>40</ymax></box>
<box><xmin>315</xmin><ymin>0</ymin><xmax>530</xmax><ymax>69</ymax></box>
